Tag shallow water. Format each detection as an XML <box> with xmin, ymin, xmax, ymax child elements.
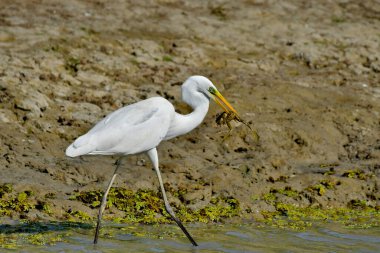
<box><xmin>2</xmin><ymin>222</ymin><xmax>379</xmax><ymax>253</ymax></box>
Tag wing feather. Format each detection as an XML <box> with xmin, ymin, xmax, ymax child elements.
<box><xmin>66</xmin><ymin>97</ymin><xmax>174</xmax><ymax>157</ymax></box>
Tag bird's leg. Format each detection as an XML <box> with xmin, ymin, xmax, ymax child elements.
<box><xmin>94</xmin><ymin>157</ymin><xmax>123</xmax><ymax>244</ymax></box>
<box><xmin>147</xmin><ymin>148</ymin><xmax>198</xmax><ymax>247</ymax></box>
<box><xmin>221</xmin><ymin>128</ymin><xmax>233</xmax><ymax>142</ymax></box>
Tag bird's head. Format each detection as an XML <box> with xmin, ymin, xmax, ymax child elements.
<box><xmin>183</xmin><ymin>75</ymin><xmax>239</xmax><ymax>116</ymax></box>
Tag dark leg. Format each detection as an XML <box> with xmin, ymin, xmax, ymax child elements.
<box><xmin>94</xmin><ymin>158</ymin><xmax>123</xmax><ymax>244</ymax></box>
<box><xmin>147</xmin><ymin>148</ymin><xmax>198</xmax><ymax>246</ymax></box>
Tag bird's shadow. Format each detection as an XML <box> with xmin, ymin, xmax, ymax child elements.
<box><xmin>0</xmin><ymin>220</ymin><xmax>92</xmax><ymax>234</ymax></box>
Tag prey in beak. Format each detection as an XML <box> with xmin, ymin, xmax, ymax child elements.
<box><xmin>208</xmin><ymin>86</ymin><xmax>259</xmax><ymax>141</ymax></box>
<box><xmin>208</xmin><ymin>86</ymin><xmax>242</xmax><ymax>129</ymax></box>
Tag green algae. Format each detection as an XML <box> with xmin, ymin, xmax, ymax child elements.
<box><xmin>0</xmin><ymin>221</ymin><xmax>90</xmax><ymax>249</ymax></box>
<box><xmin>0</xmin><ymin>189</ymin><xmax>35</xmax><ymax>216</ymax></box>
<box><xmin>306</xmin><ymin>179</ymin><xmax>338</xmax><ymax>196</ymax></box>
<box><xmin>35</xmin><ymin>201</ymin><xmax>53</xmax><ymax>215</ymax></box>
<box><xmin>1</xmin><ymin>183</ymin><xmax>378</xmax><ymax>247</ymax></box>
<box><xmin>308</xmin><ymin>183</ymin><xmax>326</xmax><ymax>196</ymax></box>
<box><xmin>270</xmin><ymin>187</ymin><xmax>299</xmax><ymax>198</ymax></box>
<box><xmin>64</xmin><ymin>56</ymin><xmax>81</xmax><ymax>74</ymax></box>
<box><xmin>24</xmin><ymin>232</ymin><xmax>65</xmax><ymax>246</ymax></box>
<box><xmin>0</xmin><ymin>233</ymin><xmax>18</xmax><ymax>249</ymax></box>
<box><xmin>183</xmin><ymin>197</ymin><xmax>240</xmax><ymax>223</ymax></box>
<box><xmin>319</xmin><ymin>179</ymin><xmax>337</xmax><ymax>189</ymax></box>
<box><xmin>347</xmin><ymin>199</ymin><xmax>368</xmax><ymax>209</ymax></box>
<box><xmin>0</xmin><ymin>184</ymin><xmax>55</xmax><ymax>218</ymax></box>
<box><xmin>261</xmin><ymin>187</ymin><xmax>299</xmax><ymax>204</ymax></box>
<box><xmin>263</xmin><ymin>203</ymin><xmax>379</xmax><ymax>230</ymax></box>
<box><xmin>162</xmin><ymin>55</ymin><xmax>173</xmax><ymax>62</ymax></box>
<box><xmin>262</xmin><ymin>192</ymin><xmax>276</xmax><ymax>205</ymax></box>
<box><xmin>342</xmin><ymin>168</ymin><xmax>368</xmax><ymax>180</ymax></box>
<box><xmin>256</xmin><ymin>185</ymin><xmax>379</xmax><ymax>230</ymax></box>
<box><xmin>0</xmin><ymin>183</ymin><xmax>12</xmax><ymax>198</ymax></box>
<box><xmin>0</xmin><ymin>232</ymin><xmax>66</xmax><ymax>249</ymax></box>
<box><xmin>259</xmin><ymin>194</ymin><xmax>379</xmax><ymax>230</ymax></box>
<box><xmin>44</xmin><ymin>193</ymin><xmax>56</xmax><ymax>199</ymax></box>
<box><xmin>71</xmin><ymin>188</ymin><xmax>240</xmax><ymax>224</ymax></box>
<box><xmin>66</xmin><ymin>209</ymin><xmax>92</xmax><ymax>221</ymax></box>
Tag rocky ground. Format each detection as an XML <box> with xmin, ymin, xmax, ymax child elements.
<box><xmin>0</xmin><ymin>0</ymin><xmax>379</xmax><ymax>226</ymax></box>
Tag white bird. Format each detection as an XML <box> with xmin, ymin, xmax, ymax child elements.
<box><xmin>65</xmin><ymin>75</ymin><xmax>239</xmax><ymax>246</ymax></box>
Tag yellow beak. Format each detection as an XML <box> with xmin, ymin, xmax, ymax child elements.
<box><xmin>212</xmin><ymin>90</ymin><xmax>239</xmax><ymax>116</ymax></box>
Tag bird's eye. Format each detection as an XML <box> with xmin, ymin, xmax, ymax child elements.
<box><xmin>208</xmin><ymin>87</ymin><xmax>216</xmax><ymax>95</ymax></box>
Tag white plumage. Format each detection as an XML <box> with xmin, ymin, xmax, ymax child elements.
<box><xmin>66</xmin><ymin>97</ymin><xmax>174</xmax><ymax>156</ymax></box>
<box><xmin>65</xmin><ymin>75</ymin><xmax>239</xmax><ymax>247</ymax></box>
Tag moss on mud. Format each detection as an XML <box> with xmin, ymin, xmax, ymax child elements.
<box><xmin>71</xmin><ymin>188</ymin><xmax>240</xmax><ymax>223</ymax></box>
<box><xmin>0</xmin><ymin>183</ymin><xmax>378</xmax><ymax>249</ymax></box>
<box><xmin>0</xmin><ymin>186</ymin><xmax>35</xmax><ymax>216</ymax></box>
<box><xmin>260</xmin><ymin>203</ymin><xmax>379</xmax><ymax>230</ymax></box>
<box><xmin>1</xmin><ymin>183</ymin><xmax>378</xmax><ymax>230</ymax></box>
<box><xmin>0</xmin><ymin>221</ymin><xmax>89</xmax><ymax>249</ymax></box>
<box><xmin>257</xmin><ymin>185</ymin><xmax>379</xmax><ymax>230</ymax></box>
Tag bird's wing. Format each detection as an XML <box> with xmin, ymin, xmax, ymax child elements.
<box><xmin>66</xmin><ymin>97</ymin><xmax>174</xmax><ymax>156</ymax></box>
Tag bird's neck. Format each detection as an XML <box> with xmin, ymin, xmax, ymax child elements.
<box><xmin>164</xmin><ymin>102</ymin><xmax>209</xmax><ymax>140</ymax></box>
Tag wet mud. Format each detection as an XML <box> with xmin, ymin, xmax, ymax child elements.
<box><xmin>0</xmin><ymin>0</ymin><xmax>379</xmax><ymax>226</ymax></box>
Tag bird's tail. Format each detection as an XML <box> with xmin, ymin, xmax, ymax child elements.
<box><xmin>65</xmin><ymin>135</ymin><xmax>95</xmax><ymax>157</ymax></box>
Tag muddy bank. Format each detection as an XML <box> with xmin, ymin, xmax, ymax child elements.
<box><xmin>0</xmin><ymin>0</ymin><xmax>379</xmax><ymax>226</ymax></box>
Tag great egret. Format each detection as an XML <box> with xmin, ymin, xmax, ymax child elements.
<box><xmin>65</xmin><ymin>75</ymin><xmax>239</xmax><ymax>246</ymax></box>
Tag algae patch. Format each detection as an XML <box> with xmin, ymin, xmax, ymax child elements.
<box><xmin>257</xmin><ymin>186</ymin><xmax>379</xmax><ymax>230</ymax></box>
<box><xmin>0</xmin><ymin>186</ymin><xmax>35</xmax><ymax>216</ymax></box>
<box><xmin>0</xmin><ymin>221</ymin><xmax>91</xmax><ymax>249</ymax></box>
<box><xmin>71</xmin><ymin>187</ymin><xmax>240</xmax><ymax>223</ymax></box>
<box><xmin>262</xmin><ymin>203</ymin><xmax>379</xmax><ymax>230</ymax></box>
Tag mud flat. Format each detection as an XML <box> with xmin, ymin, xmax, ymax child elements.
<box><xmin>0</xmin><ymin>0</ymin><xmax>379</xmax><ymax>234</ymax></box>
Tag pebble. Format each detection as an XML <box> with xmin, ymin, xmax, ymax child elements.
<box><xmin>0</xmin><ymin>109</ymin><xmax>17</xmax><ymax>123</ymax></box>
<box><xmin>14</xmin><ymin>88</ymin><xmax>51</xmax><ymax>117</ymax></box>
<box><xmin>71</xmin><ymin>102</ymin><xmax>102</xmax><ymax>123</ymax></box>
<box><xmin>76</xmin><ymin>70</ymin><xmax>109</xmax><ymax>87</ymax></box>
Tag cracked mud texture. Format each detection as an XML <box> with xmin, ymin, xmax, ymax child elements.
<box><xmin>0</xmin><ymin>0</ymin><xmax>379</xmax><ymax>223</ymax></box>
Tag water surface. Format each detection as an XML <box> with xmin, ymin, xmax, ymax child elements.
<box><xmin>2</xmin><ymin>222</ymin><xmax>379</xmax><ymax>253</ymax></box>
